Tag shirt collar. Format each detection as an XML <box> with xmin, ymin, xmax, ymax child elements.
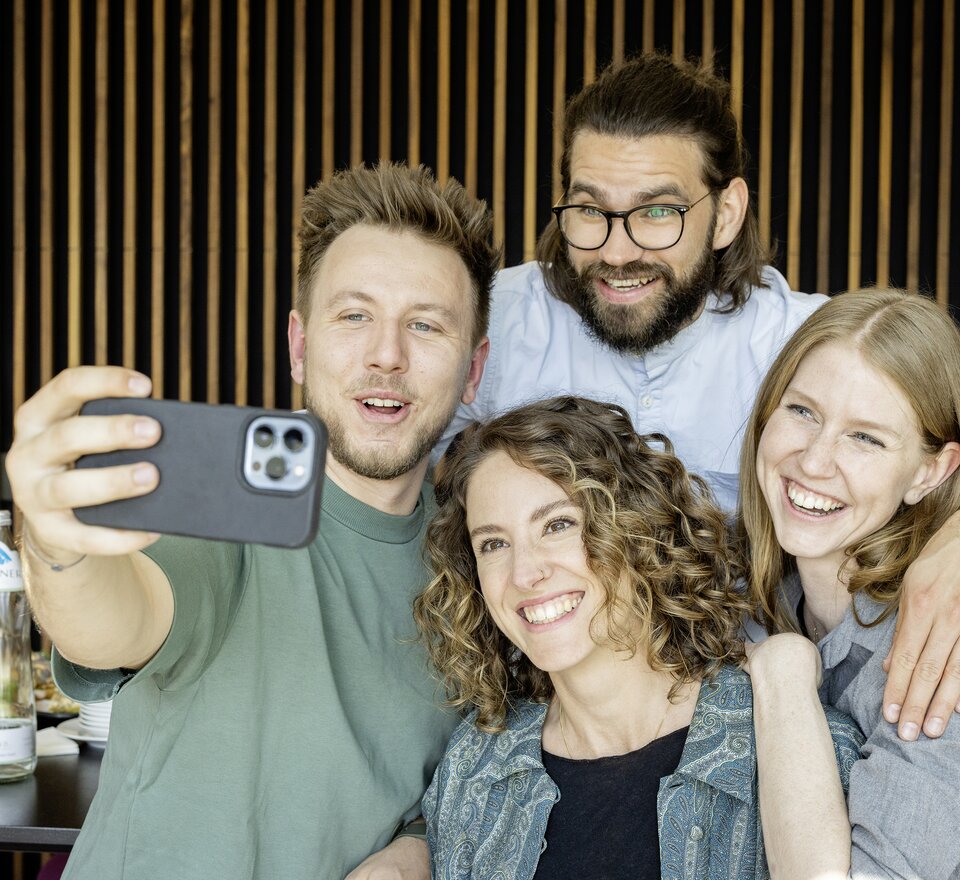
<box><xmin>667</xmin><ymin>665</ymin><xmax>757</xmax><ymax>804</ymax></box>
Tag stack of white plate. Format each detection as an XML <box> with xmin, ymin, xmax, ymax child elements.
<box><xmin>78</xmin><ymin>699</ymin><xmax>113</xmax><ymax>739</ymax></box>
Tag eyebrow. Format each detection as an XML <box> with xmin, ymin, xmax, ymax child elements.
<box><xmin>468</xmin><ymin>499</ymin><xmax>572</xmax><ymax>540</ymax></box>
<box><xmin>325</xmin><ymin>290</ymin><xmax>460</xmax><ymax>326</ymax></box>
<box><xmin>566</xmin><ymin>181</ymin><xmax>689</xmax><ymax>204</ymax></box>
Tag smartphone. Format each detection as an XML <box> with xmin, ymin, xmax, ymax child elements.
<box><xmin>75</xmin><ymin>398</ymin><xmax>326</xmax><ymax>549</ymax></box>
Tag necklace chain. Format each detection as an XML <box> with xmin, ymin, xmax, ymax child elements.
<box><xmin>555</xmin><ymin>696</ymin><xmax>670</xmax><ymax>759</ymax></box>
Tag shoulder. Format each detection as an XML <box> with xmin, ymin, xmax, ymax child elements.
<box><xmin>437</xmin><ymin>702</ymin><xmax>546</xmax><ymax>775</ymax></box>
<box><xmin>714</xmin><ymin>267</ymin><xmax>826</xmax><ymax>345</ymax></box>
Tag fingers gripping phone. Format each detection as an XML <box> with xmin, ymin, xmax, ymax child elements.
<box><xmin>75</xmin><ymin>399</ymin><xmax>327</xmax><ymax>549</ymax></box>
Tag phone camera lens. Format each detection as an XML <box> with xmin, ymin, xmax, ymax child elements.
<box><xmin>254</xmin><ymin>426</ymin><xmax>275</xmax><ymax>448</ymax></box>
<box><xmin>283</xmin><ymin>428</ymin><xmax>305</xmax><ymax>453</ymax></box>
<box><xmin>265</xmin><ymin>456</ymin><xmax>287</xmax><ymax>480</ymax></box>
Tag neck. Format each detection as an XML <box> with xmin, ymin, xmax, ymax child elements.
<box><xmin>324</xmin><ymin>454</ymin><xmax>428</xmax><ymax>516</ymax></box>
<box><xmin>545</xmin><ymin>647</ymin><xmax>697</xmax><ymax>759</ymax></box>
<box><xmin>795</xmin><ymin>555</ymin><xmax>853</xmax><ymax>635</ymax></box>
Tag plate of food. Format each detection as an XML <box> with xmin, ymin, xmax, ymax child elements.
<box><xmin>33</xmin><ymin>651</ymin><xmax>80</xmax><ymax>723</ymax></box>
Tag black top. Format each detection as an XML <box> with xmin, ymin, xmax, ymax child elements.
<box><xmin>533</xmin><ymin>726</ymin><xmax>688</xmax><ymax>880</ymax></box>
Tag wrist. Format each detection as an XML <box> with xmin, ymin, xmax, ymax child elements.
<box><xmin>21</xmin><ymin>522</ymin><xmax>87</xmax><ymax>572</ymax></box>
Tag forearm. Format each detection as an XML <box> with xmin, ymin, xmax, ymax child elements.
<box><xmin>751</xmin><ymin>645</ymin><xmax>850</xmax><ymax>879</ymax></box>
<box><xmin>23</xmin><ymin>535</ymin><xmax>172</xmax><ymax>670</ymax></box>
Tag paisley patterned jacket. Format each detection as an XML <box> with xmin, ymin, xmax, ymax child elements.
<box><xmin>423</xmin><ymin>664</ymin><xmax>864</xmax><ymax>879</ymax></box>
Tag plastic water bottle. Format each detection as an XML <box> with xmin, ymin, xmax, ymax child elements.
<box><xmin>0</xmin><ymin>511</ymin><xmax>36</xmax><ymax>781</ymax></box>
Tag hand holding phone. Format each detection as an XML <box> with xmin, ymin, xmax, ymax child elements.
<box><xmin>76</xmin><ymin>399</ymin><xmax>326</xmax><ymax>549</ymax></box>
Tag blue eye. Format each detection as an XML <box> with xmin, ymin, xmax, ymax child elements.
<box><xmin>852</xmin><ymin>431</ymin><xmax>885</xmax><ymax>448</ymax></box>
<box><xmin>410</xmin><ymin>321</ymin><xmax>434</xmax><ymax>333</ymax></box>
<box><xmin>786</xmin><ymin>403</ymin><xmax>813</xmax><ymax>419</ymax></box>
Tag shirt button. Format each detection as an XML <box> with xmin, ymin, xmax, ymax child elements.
<box><xmin>641</xmin><ymin>395</ymin><xmax>654</xmax><ymax>408</ymax></box>
<box><xmin>689</xmin><ymin>825</ymin><xmax>704</xmax><ymax>841</ymax></box>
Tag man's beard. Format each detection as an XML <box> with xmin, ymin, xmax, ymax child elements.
<box><xmin>302</xmin><ymin>368</ymin><xmax>466</xmax><ymax>482</ymax></box>
<box><xmin>563</xmin><ymin>230</ymin><xmax>717</xmax><ymax>356</ymax></box>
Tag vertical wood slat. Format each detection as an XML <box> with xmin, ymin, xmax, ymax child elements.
<box><xmin>123</xmin><ymin>0</ymin><xmax>137</xmax><ymax>372</ymax></box>
<box><xmin>69</xmin><ymin>0</ymin><xmax>82</xmax><ymax>367</ymax></box>
<box><xmin>906</xmin><ymin>0</ymin><xmax>924</xmax><ymax>292</ymax></box>
<box><xmin>758</xmin><ymin>0</ymin><xmax>774</xmax><ymax>251</ymax></box>
<box><xmin>235</xmin><ymin>0</ymin><xmax>249</xmax><ymax>405</ymax></box>
<box><xmin>40</xmin><ymin>0</ymin><xmax>54</xmax><ymax>382</ymax></box>
<box><xmin>876</xmin><ymin>0</ymin><xmax>894</xmax><ymax>288</ymax></box>
<box><xmin>464</xmin><ymin>0</ymin><xmax>479</xmax><ymax>195</ymax></box>
<box><xmin>523</xmin><ymin>0</ymin><xmax>538</xmax><ymax>262</ymax></box>
<box><xmin>95</xmin><ymin>0</ymin><xmax>109</xmax><ymax>366</ymax></box>
<box><xmin>437</xmin><ymin>0</ymin><xmax>450</xmax><ymax>180</ymax></box>
<box><xmin>552</xmin><ymin>0</ymin><xmax>566</xmax><ymax>202</ymax></box>
<box><xmin>937</xmin><ymin>0</ymin><xmax>955</xmax><ymax>307</ymax></box>
<box><xmin>290</xmin><ymin>0</ymin><xmax>306</xmax><ymax>411</ymax></box>
<box><xmin>643</xmin><ymin>0</ymin><xmax>654</xmax><ymax>55</ymax></box>
<box><xmin>379</xmin><ymin>0</ymin><xmax>392</xmax><ymax>160</ymax></box>
<box><xmin>786</xmin><ymin>0</ymin><xmax>804</xmax><ymax>289</ymax></box>
<box><xmin>263</xmin><ymin>0</ymin><xmax>277</xmax><ymax>406</ymax></box>
<box><xmin>702</xmin><ymin>0</ymin><xmax>714</xmax><ymax>72</ymax></box>
<box><xmin>12</xmin><ymin>0</ymin><xmax>25</xmax><ymax>409</ymax></box>
<box><xmin>151</xmin><ymin>0</ymin><xmax>165</xmax><ymax>394</ymax></box>
<box><xmin>322</xmin><ymin>0</ymin><xmax>335</xmax><ymax>179</ymax></box>
<box><xmin>493</xmin><ymin>0</ymin><xmax>507</xmax><ymax>251</ymax></box>
<box><xmin>408</xmin><ymin>0</ymin><xmax>421</xmax><ymax>166</ymax></box>
<box><xmin>847</xmin><ymin>0</ymin><xmax>864</xmax><ymax>291</ymax></box>
<box><xmin>350</xmin><ymin>0</ymin><xmax>363</xmax><ymax>168</ymax></box>
<box><xmin>583</xmin><ymin>0</ymin><xmax>596</xmax><ymax>85</ymax></box>
<box><xmin>207</xmin><ymin>0</ymin><xmax>221</xmax><ymax>402</ymax></box>
<box><xmin>179</xmin><ymin>0</ymin><xmax>194</xmax><ymax>400</ymax></box>
<box><xmin>817</xmin><ymin>0</ymin><xmax>834</xmax><ymax>293</ymax></box>
<box><xmin>731</xmin><ymin>0</ymin><xmax>744</xmax><ymax>126</ymax></box>
<box><xmin>672</xmin><ymin>0</ymin><xmax>685</xmax><ymax>60</ymax></box>
<box><xmin>612</xmin><ymin>0</ymin><xmax>624</xmax><ymax>67</ymax></box>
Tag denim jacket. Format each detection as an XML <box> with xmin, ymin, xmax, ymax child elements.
<box><xmin>424</xmin><ymin>664</ymin><xmax>863</xmax><ymax>879</ymax></box>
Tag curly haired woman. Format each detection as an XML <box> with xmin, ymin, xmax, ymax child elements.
<box><xmin>414</xmin><ymin>396</ymin><xmax>863</xmax><ymax>880</ymax></box>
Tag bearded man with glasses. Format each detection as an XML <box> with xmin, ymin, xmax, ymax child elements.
<box><xmin>436</xmin><ymin>52</ymin><xmax>960</xmax><ymax>754</ymax></box>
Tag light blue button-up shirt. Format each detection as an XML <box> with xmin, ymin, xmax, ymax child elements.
<box><xmin>440</xmin><ymin>262</ymin><xmax>826</xmax><ymax>512</ymax></box>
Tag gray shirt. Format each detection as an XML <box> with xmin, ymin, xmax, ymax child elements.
<box><xmin>778</xmin><ymin>575</ymin><xmax>960</xmax><ymax>880</ymax></box>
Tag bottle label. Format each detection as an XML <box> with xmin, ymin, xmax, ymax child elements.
<box><xmin>0</xmin><ymin>541</ymin><xmax>23</xmax><ymax>592</ymax></box>
<box><xmin>0</xmin><ymin>720</ymin><xmax>35</xmax><ymax>761</ymax></box>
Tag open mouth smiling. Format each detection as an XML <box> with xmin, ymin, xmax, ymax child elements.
<box><xmin>786</xmin><ymin>480</ymin><xmax>846</xmax><ymax>517</ymax></box>
<box><xmin>517</xmin><ymin>592</ymin><xmax>584</xmax><ymax>625</ymax></box>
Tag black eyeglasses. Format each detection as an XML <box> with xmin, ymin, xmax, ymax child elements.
<box><xmin>551</xmin><ymin>190</ymin><xmax>716</xmax><ymax>251</ymax></box>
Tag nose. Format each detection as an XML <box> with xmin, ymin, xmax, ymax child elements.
<box><xmin>597</xmin><ymin>217</ymin><xmax>645</xmax><ymax>267</ymax></box>
<box><xmin>797</xmin><ymin>430</ymin><xmax>837</xmax><ymax>478</ymax></box>
<box><xmin>510</xmin><ymin>548</ymin><xmax>548</xmax><ymax>592</ymax></box>
<box><xmin>364</xmin><ymin>320</ymin><xmax>408</xmax><ymax>374</ymax></box>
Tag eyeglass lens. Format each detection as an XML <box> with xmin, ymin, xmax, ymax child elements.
<box><xmin>559</xmin><ymin>205</ymin><xmax>684</xmax><ymax>250</ymax></box>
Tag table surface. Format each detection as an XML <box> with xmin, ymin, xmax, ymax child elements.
<box><xmin>0</xmin><ymin>743</ymin><xmax>102</xmax><ymax>852</ymax></box>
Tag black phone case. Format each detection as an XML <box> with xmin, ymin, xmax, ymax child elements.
<box><xmin>75</xmin><ymin>398</ymin><xmax>326</xmax><ymax>549</ymax></box>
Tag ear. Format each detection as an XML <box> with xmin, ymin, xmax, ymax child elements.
<box><xmin>288</xmin><ymin>310</ymin><xmax>307</xmax><ymax>386</ymax></box>
<box><xmin>712</xmin><ymin>177</ymin><xmax>749</xmax><ymax>252</ymax></box>
<box><xmin>460</xmin><ymin>336</ymin><xmax>490</xmax><ymax>405</ymax></box>
<box><xmin>904</xmin><ymin>442</ymin><xmax>960</xmax><ymax>505</ymax></box>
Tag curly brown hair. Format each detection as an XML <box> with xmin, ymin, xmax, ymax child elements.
<box><xmin>414</xmin><ymin>396</ymin><xmax>750</xmax><ymax>732</ymax></box>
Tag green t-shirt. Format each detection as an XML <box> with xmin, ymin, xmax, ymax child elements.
<box><xmin>54</xmin><ymin>477</ymin><xmax>455</xmax><ymax>879</ymax></box>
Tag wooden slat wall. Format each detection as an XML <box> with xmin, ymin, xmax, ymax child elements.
<box><xmin>2</xmin><ymin>0</ymin><xmax>958</xmax><ymax>457</ymax></box>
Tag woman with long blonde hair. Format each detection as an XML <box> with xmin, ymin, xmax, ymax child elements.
<box><xmin>740</xmin><ymin>288</ymin><xmax>960</xmax><ymax>878</ymax></box>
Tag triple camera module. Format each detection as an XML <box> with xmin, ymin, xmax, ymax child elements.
<box><xmin>242</xmin><ymin>415</ymin><xmax>318</xmax><ymax>492</ymax></box>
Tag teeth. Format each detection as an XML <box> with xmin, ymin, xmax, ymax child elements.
<box><xmin>362</xmin><ymin>397</ymin><xmax>403</xmax><ymax>408</ymax></box>
<box><xmin>521</xmin><ymin>594</ymin><xmax>582</xmax><ymax>624</ymax></box>
<box><xmin>787</xmin><ymin>482</ymin><xmax>844</xmax><ymax>514</ymax></box>
<box><xmin>604</xmin><ymin>276</ymin><xmax>654</xmax><ymax>290</ymax></box>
